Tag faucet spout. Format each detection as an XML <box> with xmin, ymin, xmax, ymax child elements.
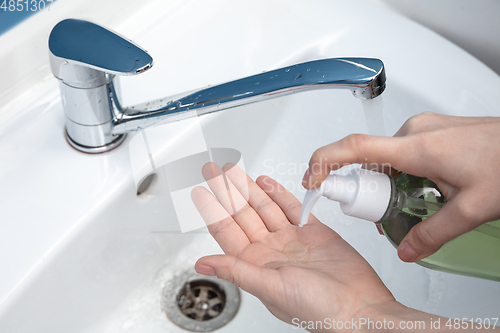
<box><xmin>48</xmin><ymin>19</ymin><xmax>385</xmax><ymax>153</ymax></box>
<box><xmin>111</xmin><ymin>58</ymin><xmax>385</xmax><ymax>134</ymax></box>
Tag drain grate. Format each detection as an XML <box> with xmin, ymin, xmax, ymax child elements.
<box><xmin>178</xmin><ymin>280</ymin><xmax>225</xmax><ymax>321</ymax></box>
<box><xmin>163</xmin><ymin>273</ymin><xmax>240</xmax><ymax>332</ymax></box>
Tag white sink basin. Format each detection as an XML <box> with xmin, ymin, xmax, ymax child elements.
<box><xmin>1</xmin><ymin>0</ymin><xmax>500</xmax><ymax>332</ymax></box>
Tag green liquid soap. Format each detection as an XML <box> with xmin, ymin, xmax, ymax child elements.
<box><xmin>300</xmin><ymin>169</ymin><xmax>500</xmax><ymax>282</ymax></box>
<box><xmin>379</xmin><ymin>173</ymin><xmax>500</xmax><ymax>281</ymax></box>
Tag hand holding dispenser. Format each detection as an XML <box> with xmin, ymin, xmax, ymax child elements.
<box><xmin>300</xmin><ymin>167</ymin><xmax>500</xmax><ymax>282</ymax></box>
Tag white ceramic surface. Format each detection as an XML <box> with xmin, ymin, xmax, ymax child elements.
<box><xmin>369</xmin><ymin>0</ymin><xmax>500</xmax><ymax>75</ymax></box>
<box><xmin>1</xmin><ymin>0</ymin><xmax>500</xmax><ymax>332</ymax></box>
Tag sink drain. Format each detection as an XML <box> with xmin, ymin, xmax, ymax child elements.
<box><xmin>178</xmin><ymin>280</ymin><xmax>225</xmax><ymax>321</ymax></box>
<box><xmin>162</xmin><ymin>273</ymin><xmax>240</xmax><ymax>332</ymax></box>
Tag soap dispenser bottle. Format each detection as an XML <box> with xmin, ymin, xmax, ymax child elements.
<box><xmin>300</xmin><ymin>168</ymin><xmax>500</xmax><ymax>281</ymax></box>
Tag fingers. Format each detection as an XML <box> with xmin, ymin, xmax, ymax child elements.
<box><xmin>195</xmin><ymin>254</ymin><xmax>278</xmax><ymax>298</ymax></box>
<box><xmin>223</xmin><ymin>163</ymin><xmax>291</xmax><ymax>232</ymax></box>
<box><xmin>202</xmin><ymin>163</ymin><xmax>269</xmax><ymax>242</ymax></box>
<box><xmin>201</xmin><ymin>163</ymin><xmax>243</xmax><ymax>215</ymax></box>
<box><xmin>258</xmin><ymin>175</ymin><xmax>318</xmax><ymax>226</ymax></box>
<box><xmin>302</xmin><ymin>112</ymin><xmax>488</xmax><ymax>190</ymax></box>
<box><xmin>191</xmin><ymin>186</ymin><xmax>250</xmax><ymax>255</ymax></box>
<box><xmin>302</xmin><ymin>134</ymin><xmax>426</xmax><ymax>189</ymax></box>
<box><xmin>397</xmin><ymin>192</ymin><xmax>480</xmax><ymax>262</ymax></box>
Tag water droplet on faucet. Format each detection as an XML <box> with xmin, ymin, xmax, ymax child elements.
<box><xmin>295</xmin><ymin>73</ymin><xmax>302</xmax><ymax>80</ymax></box>
<box><xmin>285</xmin><ymin>68</ymin><xmax>290</xmax><ymax>72</ymax></box>
<box><xmin>307</xmin><ymin>68</ymin><xmax>311</xmax><ymax>71</ymax></box>
<box><xmin>255</xmin><ymin>82</ymin><xmax>260</xmax><ymax>85</ymax></box>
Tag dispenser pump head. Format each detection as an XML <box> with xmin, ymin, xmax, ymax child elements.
<box><xmin>299</xmin><ymin>168</ymin><xmax>392</xmax><ymax>226</ymax></box>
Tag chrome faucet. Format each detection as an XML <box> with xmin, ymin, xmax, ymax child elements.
<box><xmin>49</xmin><ymin>19</ymin><xmax>386</xmax><ymax>153</ymax></box>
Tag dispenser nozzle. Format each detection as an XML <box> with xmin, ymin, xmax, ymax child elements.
<box><xmin>299</xmin><ymin>187</ymin><xmax>323</xmax><ymax>227</ymax></box>
<box><xmin>298</xmin><ymin>169</ymin><xmax>393</xmax><ymax>226</ymax></box>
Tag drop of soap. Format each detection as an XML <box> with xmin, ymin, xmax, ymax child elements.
<box><xmin>283</xmin><ymin>240</ymin><xmax>311</xmax><ymax>263</ymax></box>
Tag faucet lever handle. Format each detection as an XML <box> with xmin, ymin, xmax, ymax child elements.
<box><xmin>49</xmin><ymin>19</ymin><xmax>153</xmax><ymax>88</ymax></box>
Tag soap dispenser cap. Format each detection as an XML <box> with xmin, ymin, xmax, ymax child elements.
<box><xmin>299</xmin><ymin>168</ymin><xmax>392</xmax><ymax>226</ymax></box>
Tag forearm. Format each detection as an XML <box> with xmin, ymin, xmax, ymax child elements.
<box><xmin>298</xmin><ymin>300</ymin><xmax>497</xmax><ymax>332</ymax></box>
<box><xmin>352</xmin><ymin>302</ymin><xmax>498</xmax><ymax>333</ymax></box>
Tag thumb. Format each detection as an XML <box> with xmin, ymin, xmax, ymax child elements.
<box><xmin>303</xmin><ymin>134</ymin><xmax>420</xmax><ymax>190</ymax></box>
<box><xmin>397</xmin><ymin>193</ymin><xmax>478</xmax><ymax>262</ymax></box>
<box><xmin>195</xmin><ymin>254</ymin><xmax>276</xmax><ymax>297</ymax></box>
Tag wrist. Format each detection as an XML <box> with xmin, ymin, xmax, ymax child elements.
<box><xmin>350</xmin><ymin>301</ymin><xmax>482</xmax><ymax>333</ymax></box>
<box><xmin>348</xmin><ymin>300</ymin><xmax>432</xmax><ymax>333</ymax></box>
<box><xmin>352</xmin><ymin>300</ymin><xmax>406</xmax><ymax>333</ymax></box>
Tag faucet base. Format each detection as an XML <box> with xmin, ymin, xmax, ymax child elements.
<box><xmin>65</xmin><ymin>129</ymin><xmax>127</xmax><ymax>154</ymax></box>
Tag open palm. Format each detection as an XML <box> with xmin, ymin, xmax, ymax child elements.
<box><xmin>192</xmin><ymin>163</ymin><xmax>398</xmax><ymax>329</ymax></box>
